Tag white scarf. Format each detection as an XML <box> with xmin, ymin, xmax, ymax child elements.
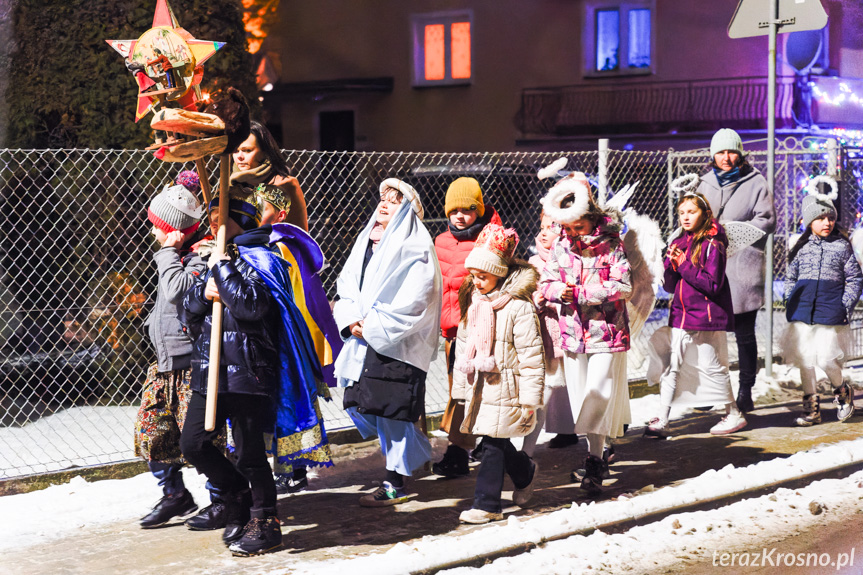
<box><xmin>333</xmin><ymin>200</ymin><xmax>442</xmax><ymax>385</ymax></box>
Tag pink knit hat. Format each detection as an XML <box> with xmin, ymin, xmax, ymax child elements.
<box><xmin>464</xmin><ymin>224</ymin><xmax>519</xmax><ymax>277</ymax></box>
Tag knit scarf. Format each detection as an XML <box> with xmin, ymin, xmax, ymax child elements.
<box><xmin>714</xmin><ymin>166</ymin><xmax>741</xmax><ymax>187</ymax></box>
<box><xmin>455</xmin><ymin>289</ymin><xmax>512</xmax><ymax>374</ymax></box>
<box><xmin>230</xmin><ymin>160</ymin><xmax>274</xmax><ymax>186</ymax></box>
<box><xmin>368</xmin><ymin>222</ymin><xmax>384</xmax><ymax>251</ymax></box>
<box><xmin>534</xmin><ymin>234</ymin><xmax>551</xmax><ymax>263</ymax></box>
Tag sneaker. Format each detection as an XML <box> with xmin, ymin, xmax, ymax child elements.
<box><xmin>228</xmin><ymin>516</ymin><xmax>282</xmax><ymax>557</ymax></box>
<box><xmin>432</xmin><ymin>445</ymin><xmax>470</xmax><ymax>478</ymax></box>
<box><xmin>512</xmin><ymin>460</ymin><xmax>538</xmax><ymax>507</ymax></box>
<box><xmin>710</xmin><ymin>412</ymin><xmax>747</xmax><ymax>435</ymax></box>
<box><xmin>275</xmin><ymin>474</ymin><xmax>309</xmax><ymax>495</ymax></box>
<box><xmin>459</xmin><ymin>508</ymin><xmax>503</xmax><ymax>524</ymax></box>
<box><xmin>580</xmin><ymin>455</ymin><xmax>604</xmax><ymax>495</ymax></box>
<box><xmin>643</xmin><ymin>417</ymin><xmax>670</xmax><ymax>439</ymax></box>
<box><xmin>359</xmin><ymin>481</ymin><xmax>414</xmax><ymax>507</ymax></box>
<box><xmin>795</xmin><ymin>393</ymin><xmax>822</xmax><ymax>427</ymax></box>
<box><xmin>185</xmin><ymin>501</ymin><xmax>227</xmax><ymax>531</ymax></box>
<box><xmin>834</xmin><ymin>383</ymin><xmax>856</xmax><ymax>422</ymax></box>
<box><xmin>140</xmin><ymin>490</ymin><xmax>197</xmax><ymax>529</ymax></box>
<box><xmin>547</xmin><ymin>434</ymin><xmax>580</xmax><ymax>449</ymax></box>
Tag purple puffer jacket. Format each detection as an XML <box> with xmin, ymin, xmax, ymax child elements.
<box><xmin>663</xmin><ymin>220</ymin><xmax>735</xmax><ymax>332</ymax></box>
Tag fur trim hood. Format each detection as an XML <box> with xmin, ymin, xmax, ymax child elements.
<box><xmin>458</xmin><ymin>259</ymin><xmax>538</xmax><ymax>320</ymax></box>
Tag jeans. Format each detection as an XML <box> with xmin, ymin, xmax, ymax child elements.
<box><xmin>734</xmin><ymin>310</ymin><xmax>759</xmax><ymax>389</ymax></box>
<box><xmin>473</xmin><ymin>436</ymin><xmax>532</xmax><ymax>513</ymax></box>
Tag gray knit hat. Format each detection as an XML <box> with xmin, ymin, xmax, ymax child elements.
<box><xmin>801</xmin><ymin>192</ymin><xmax>837</xmax><ymax>229</ymax></box>
<box><xmin>148</xmin><ymin>184</ymin><xmax>204</xmax><ymax>234</ymax></box>
<box><xmin>710</xmin><ymin>128</ymin><xmax>744</xmax><ymax>157</ymax></box>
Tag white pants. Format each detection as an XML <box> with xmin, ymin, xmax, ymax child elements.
<box><xmin>647</xmin><ymin>326</ymin><xmax>734</xmax><ymax>409</ymax></box>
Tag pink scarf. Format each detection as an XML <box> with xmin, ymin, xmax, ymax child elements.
<box><xmin>369</xmin><ymin>222</ymin><xmax>385</xmax><ymax>251</ymax></box>
<box><xmin>534</xmin><ymin>234</ymin><xmax>551</xmax><ymax>262</ymax></box>
<box><xmin>455</xmin><ymin>289</ymin><xmax>512</xmax><ymax>374</ymax></box>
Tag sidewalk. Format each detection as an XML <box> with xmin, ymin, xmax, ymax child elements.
<box><xmin>3</xmin><ymin>394</ymin><xmax>863</xmax><ymax>575</ymax></box>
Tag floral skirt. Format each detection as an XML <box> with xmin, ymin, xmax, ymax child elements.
<box><xmin>134</xmin><ymin>364</ymin><xmax>193</xmax><ymax>464</ymax></box>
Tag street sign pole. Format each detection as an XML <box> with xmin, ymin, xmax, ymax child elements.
<box><xmin>764</xmin><ymin>0</ymin><xmax>777</xmax><ymax>377</ymax></box>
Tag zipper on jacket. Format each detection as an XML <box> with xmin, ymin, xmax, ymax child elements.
<box><xmin>678</xmin><ymin>280</ymin><xmax>687</xmax><ymax>328</ymax></box>
<box><xmin>706</xmin><ymin>298</ymin><xmax>712</xmax><ymax>322</ymax></box>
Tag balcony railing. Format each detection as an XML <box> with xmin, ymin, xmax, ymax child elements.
<box><xmin>517</xmin><ymin>76</ymin><xmax>795</xmax><ymax>137</ymax></box>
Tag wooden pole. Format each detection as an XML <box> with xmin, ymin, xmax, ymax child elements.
<box><xmin>204</xmin><ymin>154</ymin><xmax>231</xmax><ymax>431</ymax></box>
<box><xmin>194</xmin><ymin>157</ymin><xmax>213</xmax><ymax>207</ymax></box>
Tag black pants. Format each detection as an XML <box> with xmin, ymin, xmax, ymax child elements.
<box><xmin>734</xmin><ymin>310</ymin><xmax>759</xmax><ymax>390</ymax></box>
<box><xmin>180</xmin><ymin>391</ymin><xmax>277</xmax><ymax>518</ymax></box>
<box><xmin>473</xmin><ymin>436</ymin><xmax>532</xmax><ymax>513</ymax></box>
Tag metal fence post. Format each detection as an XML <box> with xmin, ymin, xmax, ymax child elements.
<box><xmin>598</xmin><ymin>138</ymin><xmax>609</xmax><ymax>205</ymax></box>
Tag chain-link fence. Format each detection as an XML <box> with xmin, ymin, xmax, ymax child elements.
<box><xmin>0</xmin><ymin>140</ymin><xmax>857</xmax><ymax>480</ymax></box>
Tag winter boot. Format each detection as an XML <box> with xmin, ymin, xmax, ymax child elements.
<box><xmin>140</xmin><ymin>489</ymin><xmax>197</xmax><ymax>529</ymax></box>
<box><xmin>222</xmin><ymin>490</ymin><xmax>252</xmax><ymax>545</ymax></box>
<box><xmin>228</xmin><ymin>516</ymin><xmax>282</xmax><ymax>557</ymax></box>
<box><xmin>185</xmin><ymin>495</ymin><xmax>228</xmax><ymax>531</ymax></box>
<box><xmin>603</xmin><ymin>445</ymin><xmax>616</xmax><ymax>465</ymax></box>
<box><xmin>432</xmin><ymin>444</ymin><xmax>470</xmax><ymax>478</ymax></box>
<box><xmin>512</xmin><ymin>460</ymin><xmax>539</xmax><ymax>507</ymax></box>
<box><xmin>795</xmin><ymin>394</ymin><xmax>822</xmax><ymax>427</ymax></box>
<box><xmin>571</xmin><ymin>453</ymin><xmax>610</xmax><ymax>483</ymax></box>
<box><xmin>580</xmin><ymin>455</ymin><xmax>604</xmax><ymax>495</ymax></box>
<box><xmin>834</xmin><ymin>382</ymin><xmax>856</xmax><ymax>422</ymax></box>
<box><xmin>736</xmin><ymin>385</ymin><xmax>755</xmax><ymax>414</ymax></box>
<box><xmin>547</xmin><ymin>434</ymin><xmax>580</xmax><ymax>449</ymax></box>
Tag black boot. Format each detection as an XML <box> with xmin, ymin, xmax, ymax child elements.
<box><xmin>432</xmin><ymin>445</ymin><xmax>469</xmax><ymax>478</ymax></box>
<box><xmin>580</xmin><ymin>455</ymin><xmax>604</xmax><ymax>495</ymax></box>
<box><xmin>736</xmin><ymin>385</ymin><xmax>755</xmax><ymax>413</ymax></box>
<box><xmin>228</xmin><ymin>516</ymin><xmax>282</xmax><ymax>557</ymax></box>
<box><xmin>140</xmin><ymin>490</ymin><xmax>197</xmax><ymax>529</ymax></box>
<box><xmin>185</xmin><ymin>495</ymin><xmax>228</xmax><ymax>531</ymax></box>
<box><xmin>222</xmin><ymin>490</ymin><xmax>252</xmax><ymax>544</ymax></box>
<box><xmin>275</xmin><ymin>467</ymin><xmax>309</xmax><ymax>495</ymax></box>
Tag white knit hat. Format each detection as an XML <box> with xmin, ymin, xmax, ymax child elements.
<box><xmin>710</xmin><ymin>128</ymin><xmax>744</xmax><ymax>157</ymax></box>
<box><xmin>380</xmin><ymin>178</ymin><xmax>423</xmax><ymax>220</ymax></box>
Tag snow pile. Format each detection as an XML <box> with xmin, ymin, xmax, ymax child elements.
<box><xmin>441</xmin><ymin>470</ymin><xmax>863</xmax><ymax>574</ymax></box>
<box><xmin>292</xmin><ymin>437</ymin><xmax>863</xmax><ymax>575</ymax></box>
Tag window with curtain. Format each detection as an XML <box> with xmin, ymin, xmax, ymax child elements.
<box><xmin>412</xmin><ymin>11</ymin><xmax>473</xmax><ymax>87</ymax></box>
<box><xmin>585</xmin><ymin>1</ymin><xmax>654</xmax><ymax>76</ymax></box>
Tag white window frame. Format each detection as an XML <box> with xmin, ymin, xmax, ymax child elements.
<box><xmin>583</xmin><ymin>0</ymin><xmax>655</xmax><ymax>78</ymax></box>
<box><xmin>411</xmin><ymin>10</ymin><xmax>474</xmax><ymax>87</ymax></box>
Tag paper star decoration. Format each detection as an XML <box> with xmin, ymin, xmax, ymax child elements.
<box><xmin>106</xmin><ymin>0</ymin><xmax>226</xmax><ymax>122</ymax></box>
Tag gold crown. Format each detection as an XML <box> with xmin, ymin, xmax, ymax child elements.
<box><xmin>255</xmin><ymin>183</ymin><xmax>290</xmax><ymax>212</ymax></box>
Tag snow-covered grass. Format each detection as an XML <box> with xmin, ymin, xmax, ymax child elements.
<box><xmin>292</xmin><ymin>437</ymin><xmax>863</xmax><ymax>575</ymax></box>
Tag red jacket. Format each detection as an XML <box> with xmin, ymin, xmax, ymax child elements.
<box><xmin>435</xmin><ymin>208</ymin><xmax>502</xmax><ymax>338</ymax></box>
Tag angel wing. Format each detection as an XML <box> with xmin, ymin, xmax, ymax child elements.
<box><xmin>603</xmin><ymin>182</ymin><xmax>639</xmax><ymax>213</ymax></box>
<box><xmin>724</xmin><ymin>221</ymin><xmax>766</xmax><ymax>259</ymax></box>
<box><xmin>622</xmin><ymin>212</ymin><xmax>665</xmax><ymax>340</ymax></box>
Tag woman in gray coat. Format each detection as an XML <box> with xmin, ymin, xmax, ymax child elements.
<box><xmin>696</xmin><ymin>128</ymin><xmax>776</xmax><ymax>412</ymax></box>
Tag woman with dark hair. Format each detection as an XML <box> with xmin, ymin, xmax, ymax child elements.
<box><xmin>231</xmin><ymin>121</ymin><xmax>309</xmax><ymax>230</ymax></box>
<box><xmin>696</xmin><ymin>128</ymin><xmax>776</xmax><ymax>413</ymax></box>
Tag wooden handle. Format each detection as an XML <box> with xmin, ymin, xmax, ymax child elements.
<box><xmin>204</xmin><ymin>154</ymin><xmax>231</xmax><ymax>432</ymax></box>
<box><xmin>195</xmin><ymin>158</ymin><xmax>213</xmax><ymax>207</ymax></box>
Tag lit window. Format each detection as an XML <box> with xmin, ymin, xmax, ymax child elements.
<box><xmin>412</xmin><ymin>11</ymin><xmax>473</xmax><ymax>87</ymax></box>
<box><xmin>585</xmin><ymin>1</ymin><xmax>654</xmax><ymax>76</ymax></box>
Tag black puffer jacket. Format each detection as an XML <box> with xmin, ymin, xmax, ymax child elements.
<box><xmin>182</xmin><ymin>230</ymin><xmax>279</xmax><ymax>397</ymax></box>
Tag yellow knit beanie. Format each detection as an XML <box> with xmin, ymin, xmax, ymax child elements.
<box><xmin>445</xmin><ymin>177</ymin><xmax>485</xmax><ymax>217</ymax></box>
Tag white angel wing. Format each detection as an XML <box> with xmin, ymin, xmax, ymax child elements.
<box><xmin>604</xmin><ymin>181</ymin><xmax>639</xmax><ymax>213</ymax></box>
<box><xmin>622</xmin><ymin>211</ymin><xmax>666</xmax><ymax>340</ymax></box>
<box><xmin>724</xmin><ymin>221</ymin><xmax>766</xmax><ymax>259</ymax></box>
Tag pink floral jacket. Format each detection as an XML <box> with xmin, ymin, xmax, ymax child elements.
<box><xmin>540</xmin><ymin>217</ymin><xmax>632</xmax><ymax>354</ymax></box>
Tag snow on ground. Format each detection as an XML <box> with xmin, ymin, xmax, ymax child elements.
<box><xmin>438</xmin><ymin>470</ymin><xmax>863</xmax><ymax>574</ymax></box>
<box><xmin>287</xmin><ymin>438</ymin><xmax>863</xmax><ymax>575</ymax></box>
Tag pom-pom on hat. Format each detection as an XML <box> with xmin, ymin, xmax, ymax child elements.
<box><xmin>540</xmin><ymin>171</ymin><xmax>593</xmax><ymax>224</ymax></box>
<box><xmin>445</xmin><ymin>177</ymin><xmax>484</xmax><ymax>217</ymax></box>
<box><xmin>148</xmin><ymin>184</ymin><xmax>204</xmax><ymax>235</ymax></box>
<box><xmin>710</xmin><ymin>128</ymin><xmax>744</xmax><ymax>157</ymax></box>
<box><xmin>464</xmin><ymin>224</ymin><xmax>519</xmax><ymax>278</ymax></box>
<box><xmin>208</xmin><ymin>186</ymin><xmax>262</xmax><ymax>231</ymax></box>
<box><xmin>380</xmin><ymin>177</ymin><xmax>424</xmax><ymax>220</ymax></box>
<box><xmin>801</xmin><ymin>175</ymin><xmax>839</xmax><ymax>229</ymax></box>
<box><xmin>175</xmin><ymin>170</ymin><xmax>201</xmax><ymax>195</ymax></box>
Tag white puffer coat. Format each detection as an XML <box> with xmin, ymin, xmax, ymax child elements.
<box><xmin>452</xmin><ymin>260</ymin><xmax>545</xmax><ymax>438</ymax></box>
